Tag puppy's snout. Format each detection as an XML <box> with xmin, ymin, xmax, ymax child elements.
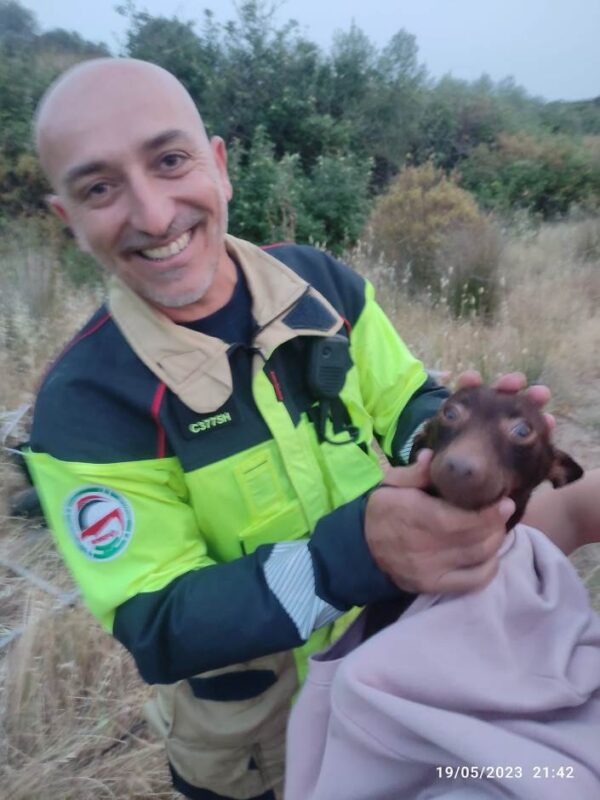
<box><xmin>431</xmin><ymin>449</ymin><xmax>502</xmax><ymax>509</ymax></box>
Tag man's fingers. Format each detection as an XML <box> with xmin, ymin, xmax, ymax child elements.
<box><xmin>444</xmin><ymin>528</ymin><xmax>505</xmax><ymax>570</ymax></box>
<box><xmin>543</xmin><ymin>411</ymin><xmax>556</xmax><ymax>431</ymax></box>
<box><xmin>456</xmin><ymin>372</ymin><xmax>551</xmax><ymax>408</ymax></box>
<box><xmin>382</xmin><ymin>449</ymin><xmax>433</xmax><ymax>490</ymax></box>
<box><xmin>433</xmin><ymin>555</ymin><xmax>500</xmax><ymax>595</ymax></box>
<box><xmin>524</xmin><ymin>385</ymin><xmax>555</xmax><ymax>430</ymax></box>
<box><xmin>455</xmin><ymin>370</ymin><xmax>482</xmax><ymax>389</ymax></box>
<box><xmin>491</xmin><ymin>372</ymin><xmax>527</xmax><ymax>393</ymax></box>
<box><xmin>497</xmin><ymin>497</ymin><xmax>516</xmax><ymax>521</ymax></box>
<box><xmin>523</xmin><ymin>383</ymin><xmax>551</xmax><ymax>406</ymax></box>
<box><xmin>424</xmin><ymin>496</ymin><xmax>514</xmax><ymax>545</ymax></box>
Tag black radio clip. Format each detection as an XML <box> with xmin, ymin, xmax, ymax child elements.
<box><xmin>307</xmin><ymin>335</ymin><xmax>359</xmax><ymax>445</ymax></box>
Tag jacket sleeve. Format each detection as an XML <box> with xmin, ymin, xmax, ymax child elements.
<box><xmin>349</xmin><ymin>280</ymin><xmax>448</xmax><ymax>464</ymax></box>
<box><xmin>26</xmin><ymin>448</ymin><xmax>403</xmax><ymax>684</ymax></box>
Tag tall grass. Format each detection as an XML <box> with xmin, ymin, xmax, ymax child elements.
<box><xmin>0</xmin><ymin>601</ymin><xmax>176</xmax><ymax>800</ymax></box>
<box><xmin>0</xmin><ymin>219</ymin><xmax>102</xmax><ymax>409</ymax></box>
<box><xmin>351</xmin><ymin>217</ymin><xmax>600</xmax><ymax>399</ymax></box>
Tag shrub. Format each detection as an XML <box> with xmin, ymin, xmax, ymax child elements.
<box><xmin>0</xmin><ymin>151</ymin><xmax>50</xmax><ymax>215</ymax></box>
<box><xmin>366</xmin><ymin>162</ymin><xmax>483</xmax><ymax>292</ymax></box>
<box><xmin>434</xmin><ymin>218</ymin><xmax>503</xmax><ymax>318</ymax></box>
<box><xmin>227</xmin><ymin>126</ymin><xmax>303</xmax><ymax>245</ymax></box>
<box><xmin>458</xmin><ymin>133</ymin><xmax>600</xmax><ymax>219</ymax></box>
<box><xmin>228</xmin><ymin>126</ymin><xmax>372</xmax><ymax>253</ymax></box>
<box><xmin>296</xmin><ymin>152</ymin><xmax>372</xmax><ymax>254</ymax></box>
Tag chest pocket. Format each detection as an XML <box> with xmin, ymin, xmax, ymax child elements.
<box><xmin>185</xmin><ymin>439</ymin><xmax>321</xmax><ymax>561</ymax></box>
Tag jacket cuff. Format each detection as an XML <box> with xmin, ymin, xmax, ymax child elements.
<box><xmin>308</xmin><ymin>494</ymin><xmax>407</xmax><ymax>609</ymax></box>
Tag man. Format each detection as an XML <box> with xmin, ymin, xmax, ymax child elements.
<box><xmin>28</xmin><ymin>58</ymin><xmax>543</xmax><ymax>800</ymax></box>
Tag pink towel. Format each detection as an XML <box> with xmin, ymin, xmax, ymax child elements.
<box><xmin>285</xmin><ymin>525</ymin><xmax>600</xmax><ymax>799</ymax></box>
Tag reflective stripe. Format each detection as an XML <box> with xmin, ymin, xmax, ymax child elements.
<box><xmin>398</xmin><ymin>421</ymin><xmax>427</xmax><ymax>465</ymax></box>
<box><xmin>263</xmin><ymin>541</ymin><xmax>343</xmax><ymax>640</ymax></box>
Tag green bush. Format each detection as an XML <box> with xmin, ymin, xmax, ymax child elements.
<box><xmin>228</xmin><ymin>126</ymin><xmax>372</xmax><ymax>253</ymax></box>
<box><xmin>367</xmin><ymin>162</ymin><xmax>480</xmax><ymax>285</ymax></box>
<box><xmin>227</xmin><ymin>126</ymin><xmax>303</xmax><ymax>245</ymax></box>
<box><xmin>0</xmin><ymin>151</ymin><xmax>50</xmax><ymax>214</ymax></box>
<box><xmin>458</xmin><ymin>133</ymin><xmax>600</xmax><ymax>219</ymax></box>
<box><xmin>366</xmin><ymin>163</ymin><xmax>502</xmax><ymax>317</ymax></box>
<box><xmin>296</xmin><ymin>153</ymin><xmax>372</xmax><ymax>253</ymax></box>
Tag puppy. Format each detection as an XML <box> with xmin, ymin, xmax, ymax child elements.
<box><xmin>364</xmin><ymin>386</ymin><xmax>583</xmax><ymax>638</ymax></box>
<box><xmin>409</xmin><ymin>386</ymin><xmax>583</xmax><ymax>529</ymax></box>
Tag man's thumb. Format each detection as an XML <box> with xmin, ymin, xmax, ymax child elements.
<box><xmin>382</xmin><ymin>449</ymin><xmax>433</xmax><ymax>490</ymax></box>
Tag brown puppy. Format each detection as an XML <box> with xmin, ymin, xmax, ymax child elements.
<box><xmin>410</xmin><ymin>386</ymin><xmax>583</xmax><ymax>530</ymax></box>
<box><xmin>364</xmin><ymin>386</ymin><xmax>583</xmax><ymax>639</ymax></box>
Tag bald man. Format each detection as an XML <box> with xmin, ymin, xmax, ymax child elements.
<box><xmin>28</xmin><ymin>58</ymin><xmax>553</xmax><ymax>799</ymax></box>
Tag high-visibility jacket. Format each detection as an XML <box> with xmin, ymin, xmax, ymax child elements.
<box><xmin>26</xmin><ymin>236</ymin><xmax>445</xmax><ymax>686</ymax></box>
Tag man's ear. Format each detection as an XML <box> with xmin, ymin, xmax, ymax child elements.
<box><xmin>47</xmin><ymin>194</ymin><xmax>69</xmax><ymax>223</ymax></box>
<box><xmin>210</xmin><ymin>136</ymin><xmax>233</xmax><ymax>202</ymax></box>
<box><xmin>548</xmin><ymin>448</ymin><xmax>584</xmax><ymax>488</ymax></box>
<box><xmin>46</xmin><ymin>194</ymin><xmax>91</xmax><ymax>253</ymax></box>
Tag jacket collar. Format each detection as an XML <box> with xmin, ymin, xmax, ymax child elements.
<box><xmin>108</xmin><ymin>235</ymin><xmax>342</xmax><ymax>413</ymax></box>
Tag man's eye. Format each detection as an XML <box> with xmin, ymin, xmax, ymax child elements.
<box><xmin>85</xmin><ymin>182</ymin><xmax>110</xmax><ymax>198</ymax></box>
<box><xmin>160</xmin><ymin>152</ymin><xmax>187</xmax><ymax>170</ymax></box>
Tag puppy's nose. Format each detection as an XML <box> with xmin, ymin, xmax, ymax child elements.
<box><xmin>444</xmin><ymin>455</ymin><xmax>477</xmax><ymax>479</ymax></box>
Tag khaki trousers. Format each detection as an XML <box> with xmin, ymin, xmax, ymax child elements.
<box><xmin>145</xmin><ymin>652</ymin><xmax>298</xmax><ymax>800</ymax></box>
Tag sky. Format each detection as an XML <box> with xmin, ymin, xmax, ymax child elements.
<box><xmin>23</xmin><ymin>0</ymin><xmax>600</xmax><ymax>102</ymax></box>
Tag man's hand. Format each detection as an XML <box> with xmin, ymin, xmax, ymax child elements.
<box><xmin>365</xmin><ymin>450</ymin><xmax>515</xmax><ymax>595</ymax></box>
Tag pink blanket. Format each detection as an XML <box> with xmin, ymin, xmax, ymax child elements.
<box><xmin>285</xmin><ymin>525</ymin><xmax>600</xmax><ymax>799</ymax></box>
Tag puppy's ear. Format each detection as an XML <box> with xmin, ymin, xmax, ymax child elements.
<box><xmin>547</xmin><ymin>449</ymin><xmax>584</xmax><ymax>488</ymax></box>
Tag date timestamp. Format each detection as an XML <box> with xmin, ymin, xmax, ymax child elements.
<box><xmin>435</xmin><ymin>765</ymin><xmax>575</xmax><ymax>780</ymax></box>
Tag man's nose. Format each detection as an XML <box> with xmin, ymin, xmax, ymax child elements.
<box><xmin>127</xmin><ymin>173</ymin><xmax>175</xmax><ymax>237</ymax></box>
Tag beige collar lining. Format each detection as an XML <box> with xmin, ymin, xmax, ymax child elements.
<box><xmin>108</xmin><ymin>235</ymin><xmax>341</xmax><ymax>413</ymax></box>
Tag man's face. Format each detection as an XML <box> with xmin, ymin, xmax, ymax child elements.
<box><xmin>44</xmin><ymin>67</ymin><xmax>233</xmax><ymax>314</ymax></box>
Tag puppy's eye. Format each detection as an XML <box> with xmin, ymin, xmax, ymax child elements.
<box><xmin>511</xmin><ymin>420</ymin><xmax>533</xmax><ymax>439</ymax></box>
<box><xmin>442</xmin><ymin>404</ymin><xmax>460</xmax><ymax>422</ymax></box>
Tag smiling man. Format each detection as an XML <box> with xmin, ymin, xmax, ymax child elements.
<box><xmin>28</xmin><ymin>58</ymin><xmax>536</xmax><ymax>800</ymax></box>
<box><xmin>36</xmin><ymin>60</ymin><xmax>236</xmax><ymax>317</ymax></box>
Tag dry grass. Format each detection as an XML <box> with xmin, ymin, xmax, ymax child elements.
<box><xmin>352</xmin><ymin>218</ymin><xmax>600</xmax><ymax>400</ymax></box>
<box><xmin>0</xmin><ymin>602</ymin><xmax>175</xmax><ymax>799</ymax></box>
<box><xmin>0</xmin><ymin>221</ymin><xmax>102</xmax><ymax>409</ymax></box>
<box><xmin>1</xmin><ymin>217</ymin><xmax>599</xmax><ymax>798</ymax></box>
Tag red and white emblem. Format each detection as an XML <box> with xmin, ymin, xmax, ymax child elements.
<box><xmin>65</xmin><ymin>486</ymin><xmax>133</xmax><ymax>561</ymax></box>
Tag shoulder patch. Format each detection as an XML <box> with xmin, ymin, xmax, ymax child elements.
<box><xmin>65</xmin><ymin>486</ymin><xmax>134</xmax><ymax>561</ymax></box>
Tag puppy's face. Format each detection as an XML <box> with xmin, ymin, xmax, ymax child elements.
<box><xmin>411</xmin><ymin>387</ymin><xmax>583</xmax><ymax>528</ymax></box>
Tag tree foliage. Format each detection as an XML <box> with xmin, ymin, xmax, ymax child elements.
<box><xmin>1</xmin><ymin>0</ymin><xmax>599</xmax><ymax>254</ymax></box>
<box><xmin>459</xmin><ymin>133</ymin><xmax>600</xmax><ymax>218</ymax></box>
<box><xmin>227</xmin><ymin>126</ymin><xmax>371</xmax><ymax>253</ymax></box>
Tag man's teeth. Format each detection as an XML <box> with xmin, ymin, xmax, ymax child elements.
<box><xmin>141</xmin><ymin>230</ymin><xmax>191</xmax><ymax>260</ymax></box>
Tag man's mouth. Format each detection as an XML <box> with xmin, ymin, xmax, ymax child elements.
<box><xmin>139</xmin><ymin>229</ymin><xmax>192</xmax><ymax>261</ymax></box>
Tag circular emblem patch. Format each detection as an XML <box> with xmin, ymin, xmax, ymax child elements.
<box><xmin>65</xmin><ymin>486</ymin><xmax>134</xmax><ymax>561</ymax></box>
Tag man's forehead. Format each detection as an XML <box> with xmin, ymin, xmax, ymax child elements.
<box><xmin>36</xmin><ymin>58</ymin><xmax>205</xmax><ymax>184</ymax></box>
